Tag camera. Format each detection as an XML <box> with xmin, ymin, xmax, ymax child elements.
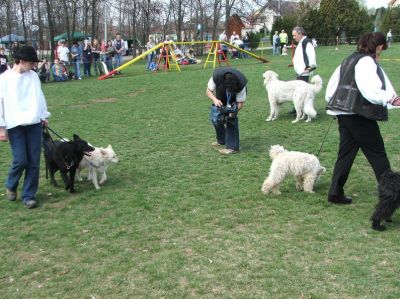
<box><xmin>217</xmin><ymin>103</ymin><xmax>238</xmax><ymax>124</ymax></box>
<box><xmin>219</xmin><ymin>103</ymin><xmax>238</xmax><ymax>115</ymax></box>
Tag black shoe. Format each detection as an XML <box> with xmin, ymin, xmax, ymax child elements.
<box><xmin>328</xmin><ymin>194</ymin><xmax>352</xmax><ymax>204</ymax></box>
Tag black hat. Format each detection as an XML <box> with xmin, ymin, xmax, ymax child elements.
<box><xmin>13</xmin><ymin>46</ymin><xmax>40</xmax><ymax>62</ymax></box>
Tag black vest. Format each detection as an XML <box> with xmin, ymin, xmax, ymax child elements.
<box><xmin>327</xmin><ymin>52</ymin><xmax>388</xmax><ymax>121</ymax></box>
<box><xmin>212</xmin><ymin>67</ymin><xmax>247</xmax><ymax>106</ymax></box>
<box><xmin>301</xmin><ymin>38</ymin><xmax>312</xmax><ymax>68</ymax></box>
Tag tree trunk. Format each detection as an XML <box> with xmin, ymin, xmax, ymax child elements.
<box><xmin>45</xmin><ymin>0</ymin><xmax>55</xmax><ymax>60</ymax></box>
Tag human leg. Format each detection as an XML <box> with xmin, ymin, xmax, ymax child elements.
<box><xmin>21</xmin><ymin>123</ymin><xmax>42</xmax><ymax>202</ymax></box>
<box><xmin>349</xmin><ymin>116</ymin><xmax>391</xmax><ymax>183</ymax></box>
<box><xmin>210</xmin><ymin>106</ymin><xmax>225</xmax><ymax>145</ymax></box>
<box><xmin>328</xmin><ymin>116</ymin><xmax>359</xmax><ymax>197</ymax></box>
<box><xmin>225</xmin><ymin>117</ymin><xmax>239</xmax><ymax>151</ymax></box>
<box><xmin>6</xmin><ymin>126</ymin><xmax>28</xmax><ymax>193</ymax></box>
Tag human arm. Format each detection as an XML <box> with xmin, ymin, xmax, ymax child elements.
<box><xmin>304</xmin><ymin>42</ymin><xmax>317</xmax><ymax>72</ymax></box>
<box><xmin>206</xmin><ymin>77</ymin><xmax>223</xmax><ymax>107</ymax></box>
<box><xmin>355</xmin><ymin>56</ymin><xmax>395</xmax><ymax>105</ymax></box>
<box><xmin>206</xmin><ymin>88</ymin><xmax>223</xmax><ymax>107</ymax></box>
<box><xmin>0</xmin><ymin>86</ymin><xmax>7</xmax><ymax>141</ymax></box>
<box><xmin>325</xmin><ymin>65</ymin><xmax>340</xmax><ymax>103</ymax></box>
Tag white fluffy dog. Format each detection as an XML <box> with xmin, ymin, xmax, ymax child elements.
<box><xmin>77</xmin><ymin>145</ymin><xmax>119</xmax><ymax>190</ymax></box>
<box><xmin>263</xmin><ymin>70</ymin><xmax>323</xmax><ymax>123</ymax></box>
<box><xmin>261</xmin><ymin>145</ymin><xmax>325</xmax><ymax>195</ymax></box>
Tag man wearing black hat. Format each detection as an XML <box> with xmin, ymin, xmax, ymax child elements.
<box><xmin>0</xmin><ymin>46</ymin><xmax>51</xmax><ymax>209</ymax></box>
<box><xmin>206</xmin><ymin>67</ymin><xmax>247</xmax><ymax>155</ymax></box>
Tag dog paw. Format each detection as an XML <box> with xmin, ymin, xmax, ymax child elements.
<box><xmin>291</xmin><ymin>119</ymin><xmax>299</xmax><ymax>123</ymax></box>
<box><xmin>372</xmin><ymin>221</ymin><xmax>386</xmax><ymax>231</ymax></box>
<box><xmin>266</xmin><ymin>118</ymin><xmax>272</xmax><ymax>122</ymax></box>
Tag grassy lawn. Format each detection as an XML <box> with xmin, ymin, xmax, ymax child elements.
<box><xmin>1</xmin><ymin>44</ymin><xmax>400</xmax><ymax>298</ymax></box>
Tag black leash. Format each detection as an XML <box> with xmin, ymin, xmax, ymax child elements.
<box><xmin>44</xmin><ymin>126</ymin><xmax>99</xmax><ymax>169</ymax></box>
<box><xmin>316</xmin><ymin>117</ymin><xmax>335</xmax><ymax>157</ymax></box>
<box><xmin>46</xmin><ymin>126</ymin><xmax>69</xmax><ymax>142</ymax></box>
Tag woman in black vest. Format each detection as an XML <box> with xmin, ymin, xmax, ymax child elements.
<box><xmin>325</xmin><ymin>32</ymin><xmax>400</xmax><ymax>204</ymax></box>
<box><xmin>206</xmin><ymin>67</ymin><xmax>247</xmax><ymax>155</ymax></box>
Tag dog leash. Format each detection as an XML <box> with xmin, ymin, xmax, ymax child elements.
<box><xmin>45</xmin><ymin>126</ymin><xmax>99</xmax><ymax>169</ymax></box>
<box><xmin>46</xmin><ymin>126</ymin><xmax>69</xmax><ymax>142</ymax></box>
<box><xmin>316</xmin><ymin>117</ymin><xmax>335</xmax><ymax>157</ymax></box>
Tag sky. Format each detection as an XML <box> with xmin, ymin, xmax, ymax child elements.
<box><xmin>365</xmin><ymin>0</ymin><xmax>389</xmax><ymax>9</ymax></box>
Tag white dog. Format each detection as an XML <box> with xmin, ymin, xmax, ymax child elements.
<box><xmin>77</xmin><ymin>145</ymin><xmax>118</xmax><ymax>190</ymax></box>
<box><xmin>261</xmin><ymin>145</ymin><xmax>325</xmax><ymax>195</ymax></box>
<box><xmin>263</xmin><ymin>70</ymin><xmax>323</xmax><ymax>123</ymax></box>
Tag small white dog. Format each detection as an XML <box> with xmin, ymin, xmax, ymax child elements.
<box><xmin>77</xmin><ymin>145</ymin><xmax>119</xmax><ymax>190</ymax></box>
<box><xmin>263</xmin><ymin>70</ymin><xmax>323</xmax><ymax>123</ymax></box>
<box><xmin>261</xmin><ymin>145</ymin><xmax>325</xmax><ymax>195</ymax></box>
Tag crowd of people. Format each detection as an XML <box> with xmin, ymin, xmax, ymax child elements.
<box><xmin>0</xmin><ymin>33</ymin><xmax>127</xmax><ymax>82</ymax></box>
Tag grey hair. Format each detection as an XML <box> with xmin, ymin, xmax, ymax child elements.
<box><xmin>293</xmin><ymin>26</ymin><xmax>306</xmax><ymax>35</ymax></box>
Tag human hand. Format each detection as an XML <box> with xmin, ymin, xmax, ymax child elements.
<box><xmin>0</xmin><ymin>127</ymin><xmax>8</xmax><ymax>142</ymax></box>
<box><xmin>213</xmin><ymin>99</ymin><xmax>223</xmax><ymax>107</ymax></box>
<box><xmin>42</xmin><ymin>119</ymin><xmax>49</xmax><ymax>127</ymax></box>
<box><xmin>389</xmin><ymin>96</ymin><xmax>400</xmax><ymax>106</ymax></box>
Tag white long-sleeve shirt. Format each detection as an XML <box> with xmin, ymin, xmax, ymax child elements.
<box><xmin>0</xmin><ymin>69</ymin><xmax>50</xmax><ymax>129</ymax></box>
<box><xmin>293</xmin><ymin>36</ymin><xmax>317</xmax><ymax>76</ymax></box>
<box><xmin>325</xmin><ymin>55</ymin><xmax>397</xmax><ymax>116</ymax></box>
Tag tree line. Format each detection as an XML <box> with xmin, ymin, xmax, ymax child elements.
<box><xmin>271</xmin><ymin>0</ymin><xmax>399</xmax><ymax>46</ymax></box>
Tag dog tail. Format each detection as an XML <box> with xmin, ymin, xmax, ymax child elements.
<box><xmin>303</xmin><ymin>93</ymin><xmax>317</xmax><ymax>119</ymax></box>
<box><xmin>310</xmin><ymin>75</ymin><xmax>323</xmax><ymax>94</ymax></box>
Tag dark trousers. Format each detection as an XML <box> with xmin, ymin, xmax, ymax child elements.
<box><xmin>210</xmin><ymin>106</ymin><xmax>239</xmax><ymax>150</ymax></box>
<box><xmin>297</xmin><ymin>75</ymin><xmax>309</xmax><ymax>82</ymax></box>
<box><xmin>329</xmin><ymin>114</ymin><xmax>391</xmax><ymax>197</ymax></box>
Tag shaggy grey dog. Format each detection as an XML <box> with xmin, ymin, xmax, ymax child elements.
<box><xmin>371</xmin><ymin>170</ymin><xmax>400</xmax><ymax>231</ymax></box>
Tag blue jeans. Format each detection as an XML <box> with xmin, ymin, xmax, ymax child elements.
<box><xmin>147</xmin><ymin>53</ymin><xmax>154</xmax><ymax>69</ymax></box>
<box><xmin>114</xmin><ymin>53</ymin><xmax>123</xmax><ymax>69</ymax></box>
<box><xmin>210</xmin><ymin>105</ymin><xmax>239</xmax><ymax>150</ymax></box>
<box><xmin>6</xmin><ymin>123</ymin><xmax>42</xmax><ymax>203</ymax></box>
<box><xmin>73</xmin><ymin>59</ymin><xmax>81</xmax><ymax>78</ymax></box>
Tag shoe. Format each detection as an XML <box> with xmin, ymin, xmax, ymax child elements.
<box><xmin>24</xmin><ymin>200</ymin><xmax>38</xmax><ymax>209</ymax></box>
<box><xmin>6</xmin><ymin>189</ymin><xmax>17</xmax><ymax>201</ymax></box>
<box><xmin>212</xmin><ymin>142</ymin><xmax>224</xmax><ymax>147</ymax></box>
<box><xmin>219</xmin><ymin>149</ymin><xmax>238</xmax><ymax>155</ymax></box>
<box><xmin>328</xmin><ymin>194</ymin><xmax>352</xmax><ymax>204</ymax></box>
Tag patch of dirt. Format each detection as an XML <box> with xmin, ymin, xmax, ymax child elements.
<box><xmin>91</xmin><ymin>97</ymin><xmax>117</xmax><ymax>103</ymax></box>
<box><xmin>128</xmin><ymin>88</ymin><xmax>146</xmax><ymax>97</ymax></box>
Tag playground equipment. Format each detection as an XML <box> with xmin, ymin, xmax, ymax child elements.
<box><xmin>97</xmin><ymin>41</ymin><xmax>269</xmax><ymax>80</ymax></box>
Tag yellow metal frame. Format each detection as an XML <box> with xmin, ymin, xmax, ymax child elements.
<box><xmin>98</xmin><ymin>40</ymin><xmax>268</xmax><ymax>80</ymax></box>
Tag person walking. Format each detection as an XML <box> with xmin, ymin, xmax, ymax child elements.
<box><xmin>0</xmin><ymin>46</ymin><xmax>51</xmax><ymax>209</ymax></box>
<box><xmin>206</xmin><ymin>67</ymin><xmax>247</xmax><ymax>155</ymax></box>
<box><xmin>325</xmin><ymin>32</ymin><xmax>400</xmax><ymax>204</ymax></box>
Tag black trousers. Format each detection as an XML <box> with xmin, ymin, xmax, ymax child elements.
<box><xmin>297</xmin><ymin>75</ymin><xmax>309</xmax><ymax>82</ymax></box>
<box><xmin>328</xmin><ymin>114</ymin><xmax>391</xmax><ymax>196</ymax></box>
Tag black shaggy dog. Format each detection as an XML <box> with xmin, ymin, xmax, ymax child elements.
<box><xmin>371</xmin><ymin>170</ymin><xmax>400</xmax><ymax>231</ymax></box>
<box><xmin>43</xmin><ymin>129</ymin><xmax>94</xmax><ymax>193</ymax></box>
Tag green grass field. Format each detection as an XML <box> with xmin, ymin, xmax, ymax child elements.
<box><xmin>1</xmin><ymin>44</ymin><xmax>400</xmax><ymax>298</ymax></box>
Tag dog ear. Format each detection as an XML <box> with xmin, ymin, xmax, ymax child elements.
<box><xmin>107</xmin><ymin>144</ymin><xmax>112</xmax><ymax>149</ymax></box>
<box><xmin>73</xmin><ymin>134</ymin><xmax>81</xmax><ymax>141</ymax></box>
<box><xmin>100</xmin><ymin>149</ymin><xmax>107</xmax><ymax>156</ymax></box>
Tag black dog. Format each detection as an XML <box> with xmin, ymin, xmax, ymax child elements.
<box><xmin>43</xmin><ymin>129</ymin><xmax>94</xmax><ymax>193</ymax></box>
<box><xmin>371</xmin><ymin>170</ymin><xmax>400</xmax><ymax>231</ymax></box>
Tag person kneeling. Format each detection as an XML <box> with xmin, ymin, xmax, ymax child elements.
<box><xmin>51</xmin><ymin>58</ymin><xmax>68</xmax><ymax>82</ymax></box>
